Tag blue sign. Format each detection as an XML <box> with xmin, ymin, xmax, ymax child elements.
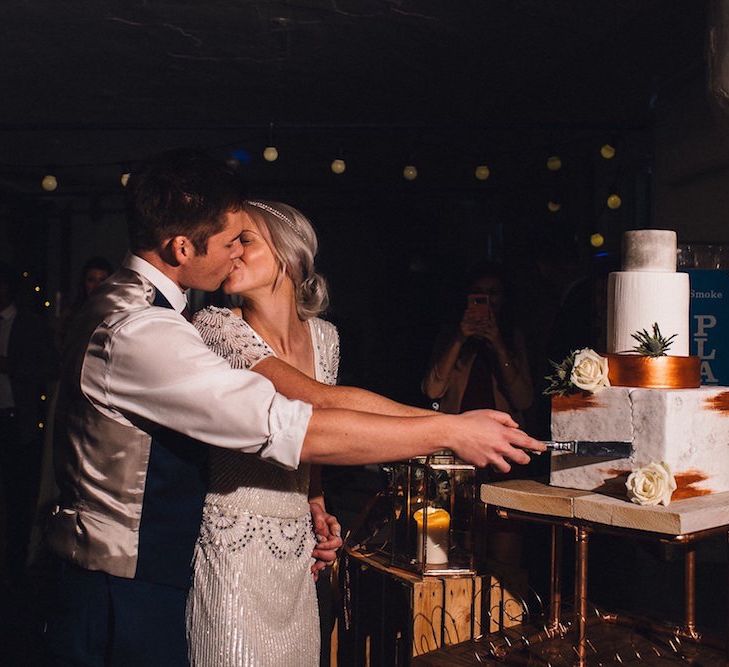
<box><xmin>686</xmin><ymin>269</ymin><xmax>729</xmax><ymax>385</ymax></box>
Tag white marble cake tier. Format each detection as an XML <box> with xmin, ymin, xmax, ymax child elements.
<box><xmin>550</xmin><ymin>387</ymin><xmax>729</xmax><ymax>499</ymax></box>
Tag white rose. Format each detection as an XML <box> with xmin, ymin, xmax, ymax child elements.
<box><xmin>626</xmin><ymin>462</ymin><xmax>677</xmax><ymax>506</ymax></box>
<box><xmin>569</xmin><ymin>348</ymin><xmax>610</xmax><ymax>393</ymax></box>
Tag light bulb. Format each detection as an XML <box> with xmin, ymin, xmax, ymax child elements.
<box><xmin>34</xmin><ymin>285</ymin><xmax>41</xmax><ymax>292</ymax></box>
<box><xmin>403</xmin><ymin>165</ymin><xmax>418</xmax><ymax>181</ymax></box>
<box><xmin>44</xmin><ymin>300</ymin><xmax>50</xmax><ymax>307</ymax></box>
<box><xmin>547</xmin><ymin>201</ymin><xmax>561</xmax><ymax>213</ymax></box>
<box><xmin>607</xmin><ymin>193</ymin><xmax>622</xmax><ymax>210</ymax></box>
<box><xmin>474</xmin><ymin>165</ymin><xmax>490</xmax><ymax>181</ymax></box>
<box><xmin>331</xmin><ymin>159</ymin><xmax>346</xmax><ymax>174</ymax></box>
<box><xmin>600</xmin><ymin>144</ymin><xmax>616</xmax><ymax>159</ymax></box>
<box><xmin>546</xmin><ymin>156</ymin><xmax>562</xmax><ymax>171</ymax></box>
<box><xmin>590</xmin><ymin>233</ymin><xmax>605</xmax><ymax>247</ymax></box>
<box><xmin>263</xmin><ymin>146</ymin><xmax>279</xmax><ymax>162</ymax></box>
<box><xmin>41</xmin><ymin>175</ymin><xmax>58</xmax><ymax>191</ymax></box>
<box><xmin>120</xmin><ymin>173</ymin><xmax>130</xmax><ymax>187</ymax></box>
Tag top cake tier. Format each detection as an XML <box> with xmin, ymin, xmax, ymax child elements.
<box><xmin>622</xmin><ymin>229</ymin><xmax>677</xmax><ymax>272</ymax></box>
<box><xmin>607</xmin><ymin>228</ymin><xmax>688</xmax><ymax>356</ymax></box>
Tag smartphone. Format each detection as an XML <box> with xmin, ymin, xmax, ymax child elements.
<box><xmin>466</xmin><ymin>293</ymin><xmax>491</xmax><ymax>318</ymax></box>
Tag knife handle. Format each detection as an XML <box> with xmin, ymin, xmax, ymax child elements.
<box><xmin>543</xmin><ymin>441</ymin><xmax>576</xmax><ymax>452</ymax></box>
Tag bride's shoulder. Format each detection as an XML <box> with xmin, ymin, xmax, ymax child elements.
<box><xmin>311</xmin><ymin>318</ymin><xmax>340</xmax><ymax>382</ymax></box>
<box><xmin>192</xmin><ymin>306</ymin><xmax>256</xmax><ymax>342</ymax></box>
<box><xmin>311</xmin><ymin>317</ymin><xmax>339</xmax><ymax>340</ymax></box>
<box><xmin>311</xmin><ymin>318</ymin><xmax>340</xmax><ymax>355</ymax></box>
<box><xmin>191</xmin><ymin>305</ymin><xmax>235</xmax><ymax>329</ymax></box>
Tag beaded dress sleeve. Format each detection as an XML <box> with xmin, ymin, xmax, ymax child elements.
<box><xmin>192</xmin><ymin>305</ymin><xmax>275</xmax><ymax>370</ymax></box>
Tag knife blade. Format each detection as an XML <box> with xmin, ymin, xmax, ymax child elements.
<box><xmin>544</xmin><ymin>440</ymin><xmax>633</xmax><ymax>458</ymax></box>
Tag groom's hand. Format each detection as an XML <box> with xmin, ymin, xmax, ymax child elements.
<box><xmin>309</xmin><ymin>501</ymin><xmax>342</xmax><ymax>580</ymax></box>
<box><xmin>447</xmin><ymin>409</ymin><xmax>544</xmax><ymax>472</ymax></box>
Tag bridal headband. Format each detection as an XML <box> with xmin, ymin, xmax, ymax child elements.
<box><xmin>246</xmin><ymin>200</ymin><xmax>305</xmax><ymax>241</ymax></box>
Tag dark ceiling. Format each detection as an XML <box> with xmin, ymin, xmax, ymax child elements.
<box><xmin>0</xmin><ymin>1</ymin><xmax>709</xmax><ymax>181</ymax></box>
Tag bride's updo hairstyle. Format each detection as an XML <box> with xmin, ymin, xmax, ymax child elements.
<box><xmin>242</xmin><ymin>200</ymin><xmax>329</xmax><ymax>320</ymax></box>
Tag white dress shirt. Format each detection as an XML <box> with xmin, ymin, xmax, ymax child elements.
<box><xmin>79</xmin><ymin>253</ymin><xmax>312</xmax><ymax>470</ymax></box>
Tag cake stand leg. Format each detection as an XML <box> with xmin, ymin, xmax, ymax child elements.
<box><xmin>684</xmin><ymin>544</ymin><xmax>699</xmax><ymax>639</ymax></box>
<box><xmin>574</xmin><ymin>526</ymin><xmax>590</xmax><ymax>666</ymax></box>
<box><xmin>549</xmin><ymin>524</ymin><xmax>563</xmax><ymax>631</ymax></box>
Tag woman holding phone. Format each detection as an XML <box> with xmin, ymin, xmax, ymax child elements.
<box><xmin>422</xmin><ymin>262</ymin><xmax>533</xmax><ymax>423</ymax></box>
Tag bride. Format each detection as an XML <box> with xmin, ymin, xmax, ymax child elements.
<box><xmin>186</xmin><ymin>200</ymin><xmax>436</xmax><ymax>666</ymax></box>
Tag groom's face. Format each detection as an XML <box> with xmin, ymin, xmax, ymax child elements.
<box><xmin>180</xmin><ymin>210</ymin><xmax>245</xmax><ymax>291</ymax></box>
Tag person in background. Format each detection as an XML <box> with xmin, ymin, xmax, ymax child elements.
<box><xmin>73</xmin><ymin>256</ymin><xmax>114</xmax><ymax>306</ymax></box>
<box><xmin>55</xmin><ymin>256</ymin><xmax>114</xmax><ymax>351</ymax></box>
<box><xmin>0</xmin><ymin>263</ymin><xmax>58</xmax><ymax>585</ymax></box>
<box><xmin>31</xmin><ymin>256</ymin><xmax>115</xmax><ymax>566</ymax></box>
<box><xmin>422</xmin><ymin>261</ymin><xmax>533</xmax><ymax>425</ymax></box>
<box><xmin>422</xmin><ymin>261</ymin><xmax>536</xmax><ymax>582</ymax></box>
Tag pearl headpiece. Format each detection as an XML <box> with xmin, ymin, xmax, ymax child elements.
<box><xmin>246</xmin><ymin>200</ymin><xmax>305</xmax><ymax>241</ymax></box>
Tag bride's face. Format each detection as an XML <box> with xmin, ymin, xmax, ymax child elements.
<box><xmin>222</xmin><ymin>212</ymin><xmax>280</xmax><ymax>296</ymax></box>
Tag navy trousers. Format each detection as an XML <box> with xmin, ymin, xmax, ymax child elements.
<box><xmin>43</xmin><ymin>559</ymin><xmax>188</xmax><ymax>666</ymax></box>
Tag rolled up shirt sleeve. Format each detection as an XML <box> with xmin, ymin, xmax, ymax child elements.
<box><xmin>81</xmin><ymin>309</ymin><xmax>312</xmax><ymax>470</ymax></box>
<box><xmin>258</xmin><ymin>392</ymin><xmax>312</xmax><ymax>469</ymax></box>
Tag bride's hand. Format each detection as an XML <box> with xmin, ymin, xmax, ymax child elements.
<box><xmin>309</xmin><ymin>502</ymin><xmax>342</xmax><ymax>580</ymax></box>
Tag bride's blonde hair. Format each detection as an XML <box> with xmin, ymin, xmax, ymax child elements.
<box><xmin>242</xmin><ymin>200</ymin><xmax>329</xmax><ymax>320</ymax></box>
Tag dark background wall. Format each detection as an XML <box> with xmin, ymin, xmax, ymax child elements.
<box><xmin>1</xmin><ymin>0</ymin><xmax>726</xmax><ymax>424</ymax></box>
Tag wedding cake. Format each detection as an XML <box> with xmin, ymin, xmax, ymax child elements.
<box><xmin>549</xmin><ymin>230</ymin><xmax>729</xmax><ymax>502</ymax></box>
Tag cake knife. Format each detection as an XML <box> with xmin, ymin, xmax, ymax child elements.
<box><xmin>543</xmin><ymin>440</ymin><xmax>633</xmax><ymax>458</ymax></box>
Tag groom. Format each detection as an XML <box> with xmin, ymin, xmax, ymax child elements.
<box><xmin>44</xmin><ymin>149</ymin><xmax>542</xmax><ymax>665</ymax></box>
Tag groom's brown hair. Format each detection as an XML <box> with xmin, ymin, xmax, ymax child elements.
<box><xmin>125</xmin><ymin>148</ymin><xmax>247</xmax><ymax>254</ymax></box>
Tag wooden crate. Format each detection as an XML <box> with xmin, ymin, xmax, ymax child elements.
<box><xmin>338</xmin><ymin>550</ymin><xmax>483</xmax><ymax>666</ymax></box>
<box><xmin>485</xmin><ymin>565</ymin><xmax>528</xmax><ymax>633</ymax></box>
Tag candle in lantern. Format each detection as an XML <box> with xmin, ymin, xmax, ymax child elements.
<box><xmin>413</xmin><ymin>506</ymin><xmax>450</xmax><ymax>564</ymax></box>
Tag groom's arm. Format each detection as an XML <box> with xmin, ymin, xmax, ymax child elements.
<box><xmin>300</xmin><ymin>408</ymin><xmax>542</xmax><ymax>472</ymax></box>
<box><xmin>83</xmin><ymin>311</ymin><xmax>312</xmax><ymax>469</ymax></box>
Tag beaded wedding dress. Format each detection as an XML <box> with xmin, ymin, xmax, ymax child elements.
<box><xmin>186</xmin><ymin>306</ymin><xmax>339</xmax><ymax>667</ymax></box>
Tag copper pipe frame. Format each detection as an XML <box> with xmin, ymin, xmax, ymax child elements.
<box><xmin>684</xmin><ymin>545</ymin><xmax>699</xmax><ymax>639</ymax></box>
<box><xmin>574</xmin><ymin>526</ymin><xmax>590</xmax><ymax>666</ymax></box>
<box><xmin>549</xmin><ymin>524</ymin><xmax>563</xmax><ymax>631</ymax></box>
<box><xmin>491</xmin><ymin>505</ymin><xmax>729</xmax><ymax>660</ymax></box>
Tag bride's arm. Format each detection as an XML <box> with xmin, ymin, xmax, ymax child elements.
<box><xmin>251</xmin><ymin>356</ymin><xmax>435</xmax><ymax>417</ymax></box>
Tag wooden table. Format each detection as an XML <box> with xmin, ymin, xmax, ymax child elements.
<box><xmin>475</xmin><ymin>480</ymin><xmax>729</xmax><ymax>665</ymax></box>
